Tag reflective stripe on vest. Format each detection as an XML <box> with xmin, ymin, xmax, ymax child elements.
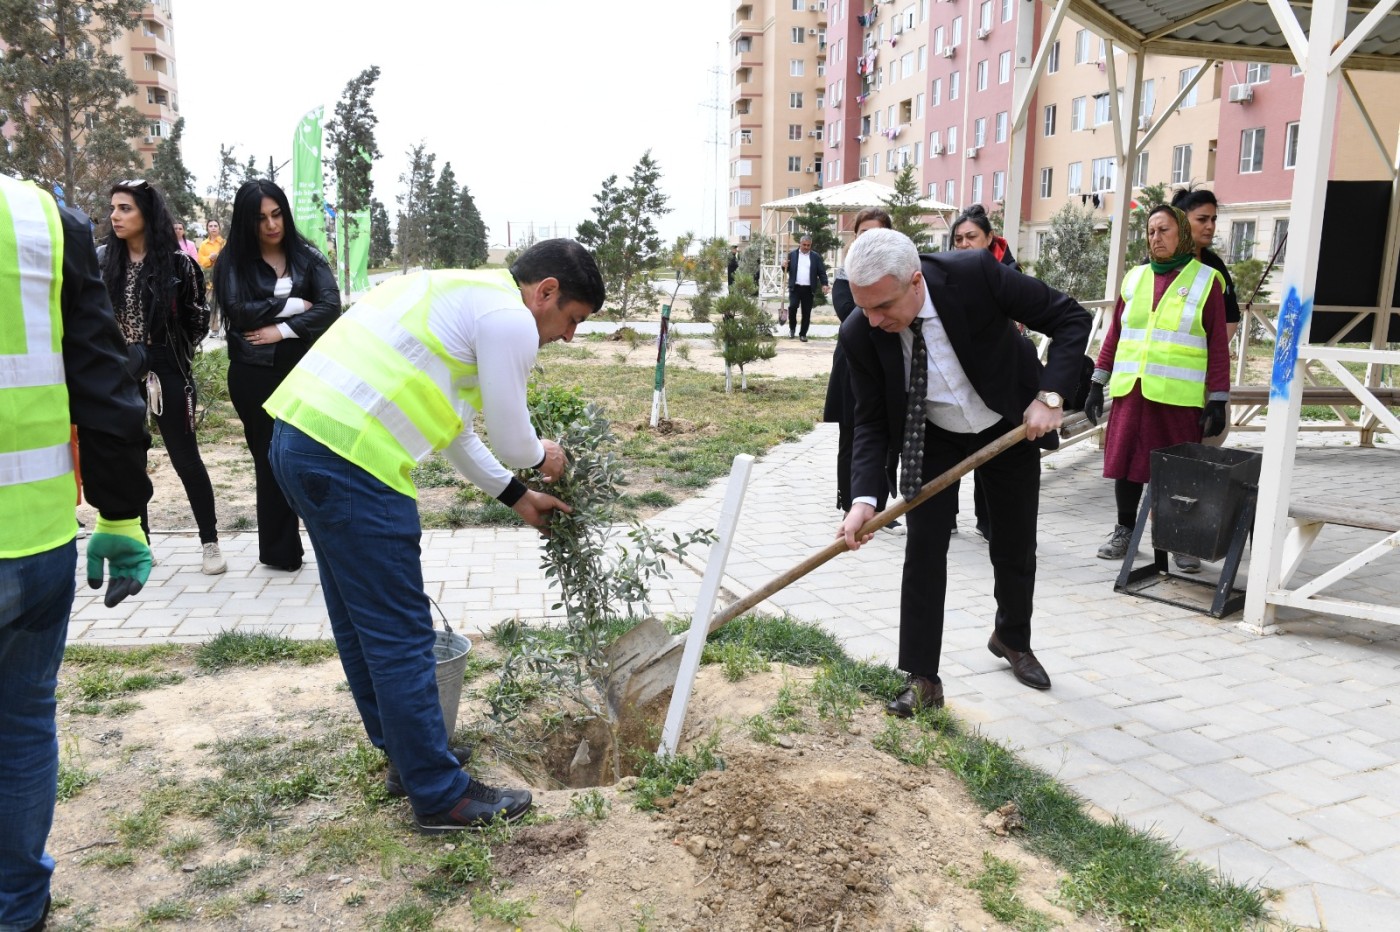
<box><xmin>265</xmin><ymin>270</ymin><xmax>517</xmax><ymax>497</ymax></box>
<box><xmin>0</xmin><ymin>174</ymin><xmax>75</xmax><ymax>559</ymax></box>
<box><xmin>1109</xmin><ymin>261</ymin><xmax>1219</xmax><ymax>407</ymax></box>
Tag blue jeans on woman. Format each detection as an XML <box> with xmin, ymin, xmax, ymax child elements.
<box><xmin>0</xmin><ymin>540</ymin><xmax>75</xmax><ymax>932</ymax></box>
<box><xmin>267</xmin><ymin>421</ymin><xmax>469</xmax><ymax>816</ymax></box>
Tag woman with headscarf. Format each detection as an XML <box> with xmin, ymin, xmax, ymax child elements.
<box><xmin>1084</xmin><ymin>204</ymin><xmax>1230</xmax><ymax>572</ymax></box>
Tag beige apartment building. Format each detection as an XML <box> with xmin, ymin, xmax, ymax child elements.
<box><xmin>117</xmin><ymin>0</ymin><xmax>182</xmax><ymax>165</ymax></box>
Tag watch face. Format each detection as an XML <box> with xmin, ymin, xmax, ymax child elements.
<box><xmin>1040</xmin><ymin>391</ymin><xmax>1063</xmax><ymax>407</ymax></box>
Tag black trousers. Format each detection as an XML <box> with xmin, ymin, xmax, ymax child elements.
<box><xmin>141</xmin><ymin>347</ymin><xmax>219</xmax><ymax>544</ymax></box>
<box><xmin>228</xmin><ymin>349</ymin><xmax>306</xmax><ymax>568</ymax></box>
<box><xmin>899</xmin><ymin>419</ymin><xmax>1039</xmax><ymax>679</ymax></box>
<box><xmin>787</xmin><ymin>285</ymin><xmax>814</xmax><ymax>336</ymax></box>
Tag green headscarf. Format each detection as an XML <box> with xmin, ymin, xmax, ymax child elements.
<box><xmin>1147</xmin><ymin>204</ymin><xmax>1195</xmax><ymax>274</ymax></box>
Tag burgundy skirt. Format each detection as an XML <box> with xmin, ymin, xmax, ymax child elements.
<box><xmin>1102</xmin><ymin>384</ymin><xmax>1204</xmax><ymax>484</ymax></box>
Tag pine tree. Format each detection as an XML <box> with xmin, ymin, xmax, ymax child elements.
<box><xmin>147</xmin><ymin>118</ymin><xmax>199</xmax><ymax>222</ymax></box>
<box><xmin>207</xmin><ymin>144</ymin><xmax>240</xmax><ymax>231</ymax></box>
<box><xmin>0</xmin><ymin>0</ymin><xmax>146</xmax><ymax>219</ymax></box>
<box><xmin>1035</xmin><ymin>203</ymin><xmax>1109</xmax><ymax>301</ymax></box>
<box><xmin>575</xmin><ymin>151</ymin><xmax>670</xmax><ymax>319</ymax></box>
<box><xmin>687</xmin><ymin>237</ymin><xmax>730</xmax><ymax>322</ymax></box>
<box><xmin>458</xmin><ymin>185</ymin><xmax>488</xmax><ymax>268</ymax></box>
<box><xmin>396</xmin><ymin>143</ymin><xmax>436</xmax><ymax>272</ymax></box>
<box><xmin>712</xmin><ymin>274</ymin><xmax>776</xmax><ymax>391</ymax></box>
<box><xmin>428</xmin><ymin>162</ymin><xmax>466</xmax><ymax>267</ymax></box>
<box><xmin>369</xmin><ymin>198</ymin><xmax>393</xmax><ymax>268</ymax></box>
<box><xmin>883</xmin><ymin>165</ymin><xmax>931</xmax><ymax>250</ymax></box>
<box><xmin>737</xmin><ymin>233</ymin><xmax>773</xmax><ymax>298</ymax></box>
<box><xmin>325</xmin><ymin>65</ymin><xmax>382</xmax><ymax>291</ymax></box>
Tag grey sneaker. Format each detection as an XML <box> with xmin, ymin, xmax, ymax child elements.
<box><xmin>414</xmin><ymin>779</ymin><xmax>532</xmax><ymax>833</ymax></box>
<box><xmin>201</xmin><ymin>541</ymin><xmax>227</xmax><ymax>575</ymax></box>
<box><xmin>1097</xmin><ymin>525</ymin><xmax>1132</xmax><ymax>560</ymax></box>
<box><xmin>1173</xmin><ymin>553</ymin><xmax>1202</xmax><ymax>574</ymax></box>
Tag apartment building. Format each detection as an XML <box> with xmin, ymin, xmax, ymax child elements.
<box><xmin>118</xmin><ymin>0</ymin><xmax>182</xmax><ymax>164</ymax></box>
<box><xmin>729</xmin><ymin>0</ymin><xmax>831</xmax><ymax>241</ymax></box>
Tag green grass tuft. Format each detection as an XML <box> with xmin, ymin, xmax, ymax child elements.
<box><xmin>967</xmin><ymin>852</ymin><xmax>1057</xmax><ymax>932</ymax></box>
<box><xmin>191</xmin><ymin>855</ymin><xmax>261</xmax><ymax>891</ymax></box>
<box><xmin>194</xmin><ymin>631</ymin><xmax>337</xmax><ymax>672</ymax></box>
<box><xmin>630</xmin><ymin>735</ymin><xmax>723</xmax><ymax>811</ymax></box>
<box><xmin>56</xmin><ymin>759</ymin><xmax>96</xmax><ymax>802</ymax></box>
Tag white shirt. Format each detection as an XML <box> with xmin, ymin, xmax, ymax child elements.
<box><xmin>795</xmin><ymin>250</ymin><xmax>812</xmax><ymax>286</ymax></box>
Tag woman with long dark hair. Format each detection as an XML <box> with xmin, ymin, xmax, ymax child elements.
<box><xmin>215</xmin><ymin>179</ymin><xmax>341</xmax><ymax>571</ymax></box>
<box><xmin>104</xmin><ymin>179</ymin><xmax>225</xmax><ymax>574</ymax></box>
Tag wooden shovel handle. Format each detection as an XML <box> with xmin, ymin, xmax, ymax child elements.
<box><xmin>706</xmin><ymin>423</ymin><xmax>1029</xmax><ymax>634</ymax></box>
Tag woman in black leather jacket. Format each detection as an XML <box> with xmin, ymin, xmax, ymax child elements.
<box><xmin>214</xmin><ymin>180</ymin><xmax>341</xmax><ymax>571</ymax></box>
<box><xmin>103</xmin><ymin>180</ymin><xmax>225</xmax><ymax>575</ymax></box>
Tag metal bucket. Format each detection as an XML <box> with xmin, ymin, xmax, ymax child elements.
<box><xmin>431</xmin><ymin>612</ymin><xmax>472</xmax><ymax>737</ymax></box>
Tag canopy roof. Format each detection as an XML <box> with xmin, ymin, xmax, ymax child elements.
<box><xmin>761</xmin><ymin>178</ymin><xmax>956</xmax><ymax>214</ymax></box>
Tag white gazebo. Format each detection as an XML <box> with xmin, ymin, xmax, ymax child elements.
<box><xmin>755</xmin><ymin>179</ymin><xmax>957</xmax><ymax>298</ymax></box>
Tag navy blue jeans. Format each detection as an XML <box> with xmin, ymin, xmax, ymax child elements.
<box><xmin>268</xmin><ymin>421</ymin><xmax>469</xmax><ymax>815</ymax></box>
<box><xmin>0</xmin><ymin>540</ymin><xmax>75</xmax><ymax>931</ymax></box>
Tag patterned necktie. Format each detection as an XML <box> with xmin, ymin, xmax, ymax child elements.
<box><xmin>901</xmin><ymin>318</ymin><xmax>928</xmax><ymax>501</ymax></box>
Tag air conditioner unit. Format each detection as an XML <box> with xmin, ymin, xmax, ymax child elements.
<box><xmin>1227</xmin><ymin>83</ymin><xmax>1253</xmax><ymax>103</ymax></box>
<box><xmin>143</xmin><ymin>135</ymin><xmax>156</xmax><ymax>144</ymax></box>
<box><xmin>809</xmin><ymin>130</ymin><xmax>824</xmax><ymax>138</ymax></box>
<box><xmin>893</xmin><ymin>21</ymin><xmax>904</xmax><ymax>34</ymax></box>
<box><xmin>1138</xmin><ymin>114</ymin><xmax>1151</xmax><ymax>130</ymax></box>
<box><xmin>930</xmin><ymin>143</ymin><xmax>944</xmax><ymax>155</ymax></box>
<box><xmin>806</xmin><ymin>166</ymin><xmax>817</xmax><ymax>173</ymax></box>
<box><xmin>939</xmin><ymin>45</ymin><xmax>955</xmax><ymax>58</ymax></box>
<box><xmin>965</xmin><ymin>146</ymin><xmax>980</xmax><ymax>159</ymax></box>
<box><xmin>808</xmin><ymin>27</ymin><xmax>819</xmax><ymax>36</ymax></box>
<box><xmin>809</xmin><ymin>2</ymin><xmax>819</xmax><ymax>9</ymax></box>
<box><xmin>976</xmin><ymin>27</ymin><xmax>990</xmax><ymax>39</ymax></box>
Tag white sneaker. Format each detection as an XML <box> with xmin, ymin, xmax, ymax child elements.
<box><xmin>201</xmin><ymin>541</ymin><xmax>227</xmax><ymax>575</ymax></box>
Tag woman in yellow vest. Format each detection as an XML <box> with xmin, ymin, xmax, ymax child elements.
<box><xmin>1084</xmin><ymin>204</ymin><xmax>1230</xmax><ymax>571</ymax></box>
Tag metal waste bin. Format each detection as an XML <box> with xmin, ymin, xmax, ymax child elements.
<box><xmin>1150</xmin><ymin>443</ymin><xmax>1262</xmax><ymax>561</ymax></box>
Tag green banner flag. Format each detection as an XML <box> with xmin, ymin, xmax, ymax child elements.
<box><xmin>337</xmin><ymin>209</ymin><xmax>371</xmax><ymax>295</ymax></box>
<box><xmin>292</xmin><ymin>106</ymin><xmax>326</xmax><ymax>253</ymax></box>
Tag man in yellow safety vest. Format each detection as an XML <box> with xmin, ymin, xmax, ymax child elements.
<box><xmin>265</xmin><ymin>238</ymin><xmax>604</xmax><ymax>833</ymax></box>
<box><xmin>0</xmin><ymin>173</ymin><xmax>153</xmax><ymax>932</ymax></box>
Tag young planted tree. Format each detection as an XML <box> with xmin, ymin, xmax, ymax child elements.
<box><xmin>240</xmin><ymin>155</ymin><xmax>262</xmax><ymax>183</ymax></box>
<box><xmin>458</xmin><ymin>185</ymin><xmax>488</xmax><ymax>268</ymax></box>
<box><xmin>147</xmin><ymin>118</ymin><xmax>199</xmax><ymax>222</ymax></box>
<box><xmin>324</xmin><ymin>65</ymin><xmax>382</xmax><ymax>293</ymax></box>
<box><xmin>575</xmin><ymin>151</ymin><xmax>671</xmax><ymax>319</ymax></box>
<box><xmin>738</xmin><ymin>232</ymin><xmax>773</xmax><ymax>298</ymax></box>
<box><xmin>0</xmin><ymin>0</ymin><xmax>146</xmax><ymax>219</ymax></box>
<box><xmin>207</xmin><ymin>144</ymin><xmax>241</xmax><ymax>230</ymax></box>
<box><xmin>883</xmin><ymin>164</ymin><xmax>932</xmax><ymax>250</ymax></box>
<box><xmin>713</xmin><ymin>274</ymin><xmax>777</xmax><ymax>391</ymax></box>
<box><xmin>368</xmin><ymin>197</ymin><xmax>394</xmax><ymax>268</ymax></box>
<box><xmin>396</xmin><ymin>142</ymin><xmax>436</xmax><ymax>273</ymax></box>
<box><xmin>428</xmin><ymin>161</ymin><xmax>467</xmax><ymax>268</ymax></box>
<box><xmin>687</xmin><ymin>237</ymin><xmax>730</xmax><ymax>322</ymax></box>
<box><xmin>1035</xmin><ymin>203</ymin><xmax>1109</xmax><ymax>301</ymax></box>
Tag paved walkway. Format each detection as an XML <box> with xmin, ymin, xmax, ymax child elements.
<box><xmin>69</xmin><ymin>427</ymin><xmax>1400</xmax><ymax>929</ymax></box>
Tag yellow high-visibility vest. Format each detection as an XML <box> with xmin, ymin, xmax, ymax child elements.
<box><xmin>0</xmin><ymin>174</ymin><xmax>74</xmax><ymax>559</ymax></box>
<box><xmin>265</xmin><ymin>270</ymin><xmax>519</xmax><ymax>497</ymax></box>
<box><xmin>1109</xmin><ymin>259</ymin><xmax>1221</xmax><ymax>407</ymax></box>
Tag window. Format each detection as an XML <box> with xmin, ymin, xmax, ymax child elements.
<box><xmin>914</xmin><ymin>141</ymin><xmax>922</xmax><ymax>161</ymax></box>
<box><xmin>1091</xmin><ymin>157</ymin><xmax>1115</xmax><ymax>193</ymax></box>
<box><xmin>950</xmin><ymin>71</ymin><xmax>960</xmax><ymax>99</ymax></box>
<box><xmin>901</xmin><ymin>51</ymin><xmax>914</xmax><ymax>79</ymax></box>
<box><xmin>787</xmin><ymin>187</ymin><xmax>802</xmax><ymax>197</ymax></box>
<box><xmin>1239</xmin><ymin>127</ymin><xmax>1265</xmax><ymax>173</ymax></box>
<box><xmin>931</xmin><ymin>77</ymin><xmax>941</xmax><ymax>106</ymax></box>
<box><xmin>1040</xmin><ymin>167</ymin><xmax>1053</xmax><ymax>198</ymax></box>
<box><xmin>1284</xmin><ymin>121</ymin><xmax>1299</xmax><ymax>169</ymax></box>
<box><xmin>1272</xmin><ymin>219</ymin><xmax>1289</xmax><ymax>263</ymax></box>
<box><xmin>1047</xmin><ymin>40</ymin><xmax>1060</xmax><ymax>74</ymax></box>
<box><xmin>1245</xmin><ymin>63</ymin><xmax>1271</xmax><ymax>84</ymax></box>
<box><xmin>1171</xmin><ymin>144</ymin><xmax>1192</xmax><ymax>184</ymax></box>
<box><xmin>1134</xmin><ymin>150</ymin><xmax>1149</xmax><ymax>187</ymax></box>
<box><xmin>974</xmin><ymin>117</ymin><xmax>986</xmax><ymax>147</ymax></box>
<box><xmin>791</xmin><ymin>26</ymin><xmax>805</xmax><ymax>43</ymax></box>
<box><xmin>929</xmin><ymin>129</ymin><xmax>941</xmax><ymax>152</ymax></box>
<box><xmin>1043</xmin><ymin>104</ymin><xmax>1056</xmax><ymax>136</ymax></box>
<box><xmin>1178</xmin><ymin>67</ymin><xmax>1199</xmax><ymax>108</ymax></box>
<box><xmin>952</xmin><ymin>16</ymin><xmax>962</xmax><ymax>44</ymax></box>
<box><xmin>791</xmin><ymin>59</ymin><xmax>805</xmax><ymax>76</ymax></box>
<box><xmin>1140</xmin><ymin>78</ymin><xmax>1155</xmax><ymax>122</ymax></box>
<box><xmin>1001</xmin><ymin>0</ymin><xmax>1012</xmax><ymax>22</ymax></box>
<box><xmin>789</xmin><ymin>124</ymin><xmax>803</xmax><ymax>140</ymax></box>
<box><xmin>972</xmin><ymin>174</ymin><xmax>983</xmax><ymax>203</ymax></box>
<box><xmin>999</xmin><ymin>51</ymin><xmax>1011</xmax><ymax>84</ymax></box>
<box><xmin>1094</xmin><ymin>93</ymin><xmax>1111</xmax><ymax>125</ymax></box>
<box><xmin>1230</xmin><ymin>221</ymin><xmax>1256</xmax><ymax>261</ymax></box>
<box><xmin>916</xmin><ymin>92</ymin><xmax>925</xmax><ymax>119</ymax></box>
<box><xmin>788</xmin><ymin>155</ymin><xmax>803</xmax><ymax>171</ymax></box>
<box><xmin>995</xmin><ymin>111</ymin><xmax>1007</xmax><ymax>143</ymax></box>
<box><xmin>993</xmin><ymin>170</ymin><xmax>1005</xmax><ymax>201</ymax></box>
<box><xmin>976</xmin><ymin>60</ymin><xmax>988</xmax><ymax>91</ymax></box>
<box><xmin>790</xmin><ymin>91</ymin><xmax>804</xmax><ymax>108</ymax></box>
<box><xmin>934</xmin><ymin>25</ymin><xmax>946</xmax><ymax>53</ymax></box>
<box><xmin>947</xmin><ymin>124</ymin><xmax>958</xmax><ymax>154</ymax></box>
<box><xmin>1070</xmin><ymin>96</ymin><xmax>1086</xmax><ymax>131</ymax></box>
<box><xmin>735</xmin><ymin>37</ymin><xmax>753</xmax><ymax>54</ymax></box>
<box><xmin>918</xmin><ymin>44</ymin><xmax>927</xmax><ymax>72</ymax></box>
<box><xmin>1074</xmin><ymin>29</ymin><xmax>1091</xmax><ymax>64</ymax></box>
<box><xmin>733</xmin><ymin>159</ymin><xmax>754</xmax><ymax>177</ymax></box>
<box><xmin>929</xmin><ymin>182</ymin><xmax>939</xmax><ymax>197</ymax></box>
<box><xmin>732</xmin><ymin>220</ymin><xmax>752</xmax><ymax>240</ymax></box>
<box><xmin>791</xmin><ymin>0</ymin><xmax>802</xmax><ymax>9</ymax></box>
<box><xmin>1067</xmin><ymin>161</ymin><xmax>1083</xmax><ymax>194</ymax></box>
<box><xmin>859</xmin><ymin>156</ymin><xmax>870</xmax><ymax>177</ymax></box>
<box><xmin>946</xmin><ymin>179</ymin><xmax>956</xmax><ymax>204</ymax></box>
<box><xmin>979</xmin><ymin>0</ymin><xmax>992</xmax><ymax>33</ymax></box>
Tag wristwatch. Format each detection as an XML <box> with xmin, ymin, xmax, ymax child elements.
<box><xmin>1035</xmin><ymin>390</ymin><xmax>1064</xmax><ymax>409</ymax></box>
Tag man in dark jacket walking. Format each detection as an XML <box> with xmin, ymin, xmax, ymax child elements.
<box><xmin>782</xmin><ymin>235</ymin><xmax>829</xmax><ymax>341</ymax></box>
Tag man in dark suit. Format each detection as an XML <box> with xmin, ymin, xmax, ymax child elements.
<box><xmin>727</xmin><ymin>244</ymin><xmax>740</xmax><ymax>290</ymax></box>
<box><xmin>836</xmin><ymin>229</ymin><xmax>1090</xmax><ymax>714</ymax></box>
<box><xmin>782</xmin><ymin>234</ymin><xmax>829</xmax><ymax>341</ymax></box>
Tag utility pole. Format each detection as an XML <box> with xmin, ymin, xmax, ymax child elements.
<box><xmin>701</xmin><ymin>42</ymin><xmax>727</xmax><ymax>241</ymax></box>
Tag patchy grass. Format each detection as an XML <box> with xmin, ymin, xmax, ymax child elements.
<box><xmin>630</xmin><ymin>735</ymin><xmax>724</xmax><ymax>811</ymax></box>
<box><xmin>193</xmin><ymin>631</ymin><xmax>338</xmax><ymax>672</ymax></box>
<box><xmin>968</xmin><ymin>852</ymin><xmax>1058</xmax><ymax>932</ymax></box>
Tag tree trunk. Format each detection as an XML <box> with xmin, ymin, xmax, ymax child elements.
<box><xmin>724</xmin><ymin>363</ymin><xmax>732</xmax><ymax>393</ymax></box>
<box><xmin>740</xmin><ymin>366</ymin><xmax>748</xmax><ymax>391</ymax></box>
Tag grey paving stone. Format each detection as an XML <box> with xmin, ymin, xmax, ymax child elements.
<box><xmin>1207</xmin><ymin>800</ymin><xmax>1321</xmax><ymax>851</ymax></box>
<box><xmin>1310</xmin><ymin>883</ymin><xmax>1400</xmax><ymax>930</ymax></box>
<box><xmin>1145</xmin><ymin>728</ymin><xmax>1238</xmax><ymax>766</ymax></box>
<box><xmin>1178</xmin><ymin>760</ymin><xmax>1273</xmax><ymax>807</ymax></box>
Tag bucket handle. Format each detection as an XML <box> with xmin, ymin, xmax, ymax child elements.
<box><xmin>1170</xmin><ymin>494</ymin><xmax>1198</xmax><ymax>512</ymax></box>
<box><xmin>428</xmin><ymin>596</ymin><xmax>454</xmax><ymax>636</ymax></box>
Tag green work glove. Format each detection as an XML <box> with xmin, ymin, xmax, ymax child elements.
<box><xmin>87</xmin><ymin>517</ymin><xmax>152</xmax><ymax>607</ymax></box>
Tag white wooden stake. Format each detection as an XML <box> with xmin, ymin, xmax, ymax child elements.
<box><xmin>658</xmin><ymin>454</ymin><xmax>755</xmax><ymax>756</ymax></box>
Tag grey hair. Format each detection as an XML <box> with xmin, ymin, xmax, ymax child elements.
<box><xmin>799</xmin><ymin>234</ymin><xmax>813</xmax><ymax>244</ymax></box>
<box><xmin>843</xmin><ymin>228</ymin><xmax>919</xmax><ymax>287</ymax></box>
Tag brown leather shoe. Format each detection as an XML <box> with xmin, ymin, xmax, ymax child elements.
<box><xmin>886</xmin><ymin>675</ymin><xmax>944</xmax><ymax>717</ymax></box>
<box><xmin>988</xmin><ymin>632</ymin><xmax>1051</xmax><ymax>689</ymax></box>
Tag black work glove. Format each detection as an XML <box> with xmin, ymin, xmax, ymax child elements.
<box><xmin>1200</xmin><ymin>399</ymin><xmax>1227</xmax><ymax>439</ymax></box>
<box><xmin>1084</xmin><ymin>382</ymin><xmax>1105</xmax><ymax>426</ymax></box>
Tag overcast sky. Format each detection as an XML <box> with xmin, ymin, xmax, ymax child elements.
<box><xmin>174</xmin><ymin>0</ymin><xmax>731</xmax><ymax>247</ymax></box>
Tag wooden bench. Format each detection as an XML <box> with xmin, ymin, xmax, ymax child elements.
<box><xmin>1230</xmin><ymin>385</ymin><xmax>1400</xmax><ymax>407</ymax></box>
<box><xmin>1278</xmin><ymin>498</ymin><xmax>1400</xmax><ymax>589</ymax></box>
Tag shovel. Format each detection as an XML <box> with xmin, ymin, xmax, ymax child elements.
<box><xmin>605</xmin><ymin>420</ymin><xmax>1048</xmax><ymax>720</ymax></box>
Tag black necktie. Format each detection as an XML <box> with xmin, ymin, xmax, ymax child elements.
<box><xmin>901</xmin><ymin>319</ymin><xmax>928</xmax><ymax>501</ymax></box>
